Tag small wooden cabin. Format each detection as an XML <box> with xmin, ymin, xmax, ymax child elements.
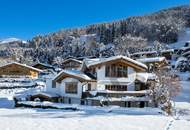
<box><xmin>0</xmin><ymin>62</ymin><xmax>42</xmax><ymax>79</ymax></box>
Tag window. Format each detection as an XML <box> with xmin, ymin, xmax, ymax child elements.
<box><xmin>105</xmin><ymin>64</ymin><xmax>128</xmax><ymax>78</ymax></box>
<box><xmin>105</xmin><ymin>85</ymin><xmax>127</xmax><ymax>91</ymax></box>
<box><xmin>65</xmin><ymin>82</ymin><xmax>78</xmax><ymax>94</ymax></box>
<box><xmin>52</xmin><ymin>81</ymin><xmax>56</xmax><ymax>88</ymax></box>
<box><xmin>87</xmin><ymin>84</ymin><xmax>91</xmax><ymax>91</ymax></box>
<box><xmin>117</xmin><ymin>65</ymin><xmax>122</xmax><ymax>77</ymax></box>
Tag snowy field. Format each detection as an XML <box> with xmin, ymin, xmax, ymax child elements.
<box><xmin>0</xmin><ymin>108</ymin><xmax>169</xmax><ymax>130</ymax></box>
<box><xmin>0</xmin><ymin>72</ymin><xmax>190</xmax><ymax>130</ymax></box>
<box><xmin>0</xmin><ymin>107</ymin><xmax>189</xmax><ymax>130</ymax></box>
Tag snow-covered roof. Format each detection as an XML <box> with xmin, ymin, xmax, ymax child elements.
<box><xmin>182</xmin><ymin>51</ymin><xmax>190</xmax><ymax>56</ymax></box>
<box><xmin>137</xmin><ymin>57</ymin><xmax>167</xmax><ymax>63</ymax></box>
<box><xmin>161</xmin><ymin>49</ymin><xmax>174</xmax><ymax>53</ymax></box>
<box><xmin>53</xmin><ymin>69</ymin><xmax>96</xmax><ymax>82</ymax></box>
<box><xmin>33</xmin><ymin>62</ymin><xmax>54</xmax><ymax>69</ymax></box>
<box><xmin>136</xmin><ymin>73</ymin><xmax>157</xmax><ymax>83</ymax></box>
<box><xmin>84</xmin><ymin>58</ymin><xmax>101</xmax><ymax>65</ymax></box>
<box><xmin>62</xmin><ymin>58</ymin><xmax>83</xmax><ymax>64</ymax></box>
<box><xmin>0</xmin><ymin>62</ymin><xmax>43</xmax><ymax>72</ymax></box>
<box><xmin>85</xmin><ymin>55</ymin><xmax>147</xmax><ymax>70</ymax></box>
<box><xmin>31</xmin><ymin>92</ymin><xmax>59</xmax><ymax>98</ymax></box>
<box><xmin>131</xmin><ymin>51</ymin><xmax>157</xmax><ymax>55</ymax></box>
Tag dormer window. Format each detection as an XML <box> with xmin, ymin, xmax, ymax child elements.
<box><xmin>105</xmin><ymin>64</ymin><xmax>128</xmax><ymax>78</ymax></box>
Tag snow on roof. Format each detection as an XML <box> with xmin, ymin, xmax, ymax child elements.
<box><xmin>161</xmin><ymin>49</ymin><xmax>174</xmax><ymax>53</ymax></box>
<box><xmin>31</xmin><ymin>92</ymin><xmax>59</xmax><ymax>98</ymax></box>
<box><xmin>86</xmin><ymin>55</ymin><xmax>147</xmax><ymax>70</ymax></box>
<box><xmin>33</xmin><ymin>62</ymin><xmax>54</xmax><ymax>68</ymax></box>
<box><xmin>182</xmin><ymin>50</ymin><xmax>190</xmax><ymax>56</ymax></box>
<box><xmin>54</xmin><ymin>69</ymin><xmax>95</xmax><ymax>82</ymax></box>
<box><xmin>62</xmin><ymin>58</ymin><xmax>83</xmax><ymax>64</ymax></box>
<box><xmin>131</xmin><ymin>51</ymin><xmax>157</xmax><ymax>55</ymax></box>
<box><xmin>137</xmin><ymin>57</ymin><xmax>166</xmax><ymax>63</ymax></box>
<box><xmin>84</xmin><ymin>58</ymin><xmax>101</xmax><ymax>65</ymax></box>
<box><xmin>136</xmin><ymin>73</ymin><xmax>157</xmax><ymax>83</ymax></box>
<box><xmin>0</xmin><ymin>62</ymin><xmax>43</xmax><ymax>72</ymax></box>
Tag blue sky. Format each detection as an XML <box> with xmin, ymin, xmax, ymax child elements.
<box><xmin>0</xmin><ymin>0</ymin><xmax>189</xmax><ymax>40</ymax></box>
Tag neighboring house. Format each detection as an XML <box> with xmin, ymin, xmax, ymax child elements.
<box><xmin>130</xmin><ymin>51</ymin><xmax>158</xmax><ymax>59</ymax></box>
<box><xmin>60</xmin><ymin>58</ymin><xmax>83</xmax><ymax>70</ymax></box>
<box><xmin>0</xmin><ymin>62</ymin><xmax>42</xmax><ymax>79</ymax></box>
<box><xmin>137</xmin><ymin>57</ymin><xmax>168</xmax><ymax>72</ymax></box>
<box><xmin>32</xmin><ymin>62</ymin><xmax>58</xmax><ymax>93</ymax></box>
<box><xmin>131</xmin><ymin>49</ymin><xmax>174</xmax><ymax>61</ymax></box>
<box><xmin>49</xmin><ymin>55</ymin><xmax>157</xmax><ymax>108</ymax></box>
<box><xmin>0</xmin><ymin>62</ymin><xmax>43</xmax><ymax>88</ymax></box>
<box><xmin>32</xmin><ymin>62</ymin><xmax>55</xmax><ymax>72</ymax></box>
<box><xmin>160</xmin><ymin>49</ymin><xmax>174</xmax><ymax>60</ymax></box>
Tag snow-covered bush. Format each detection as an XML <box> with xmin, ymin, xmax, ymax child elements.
<box><xmin>150</xmin><ymin>69</ymin><xmax>181</xmax><ymax>115</ymax></box>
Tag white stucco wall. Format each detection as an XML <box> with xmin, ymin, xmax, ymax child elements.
<box><xmin>82</xmin><ymin>82</ymin><xmax>97</xmax><ymax>91</ymax></box>
<box><xmin>96</xmin><ymin>65</ymin><xmax>136</xmax><ymax>91</ymax></box>
<box><xmin>43</xmin><ymin>73</ymin><xmax>59</xmax><ymax>94</ymax></box>
<box><xmin>59</xmin><ymin>78</ymin><xmax>83</xmax><ymax>98</ymax></box>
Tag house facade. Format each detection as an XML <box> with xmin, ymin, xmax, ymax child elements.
<box><xmin>137</xmin><ymin>57</ymin><xmax>168</xmax><ymax>72</ymax></box>
<box><xmin>60</xmin><ymin>58</ymin><xmax>82</xmax><ymax>70</ymax></box>
<box><xmin>0</xmin><ymin>62</ymin><xmax>42</xmax><ymax>79</ymax></box>
<box><xmin>131</xmin><ymin>49</ymin><xmax>174</xmax><ymax>61</ymax></box>
<box><xmin>50</xmin><ymin>56</ymin><xmax>157</xmax><ymax>107</ymax></box>
<box><xmin>0</xmin><ymin>62</ymin><xmax>43</xmax><ymax>88</ymax></box>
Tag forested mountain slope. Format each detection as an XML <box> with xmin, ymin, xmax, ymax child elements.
<box><xmin>0</xmin><ymin>5</ymin><xmax>190</xmax><ymax>64</ymax></box>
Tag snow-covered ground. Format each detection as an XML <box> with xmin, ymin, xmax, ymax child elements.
<box><xmin>0</xmin><ymin>108</ymin><xmax>169</xmax><ymax>130</ymax></box>
<box><xmin>169</xmin><ymin>28</ymin><xmax>190</xmax><ymax>49</ymax></box>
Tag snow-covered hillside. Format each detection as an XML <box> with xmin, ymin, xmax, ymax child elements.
<box><xmin>0</xmin><ymin>38</ymin><xmax>27</xmax><ymax>44</ymax></box>
<box><xmin>169</xmin><ymin>28</ymin><xmax>190</xmax><ymax>49</ymax></box>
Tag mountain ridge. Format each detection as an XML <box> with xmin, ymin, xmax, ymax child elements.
<box><xmin>0</xmin><ymin>38</ymin><xmax>27</xmax><ymax>44</ymax></box>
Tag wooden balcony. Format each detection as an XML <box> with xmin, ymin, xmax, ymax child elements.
<box><xmin>82</xmin><ymin>90</ymin><xmax>150</xmax><ymax>98</ymax></box>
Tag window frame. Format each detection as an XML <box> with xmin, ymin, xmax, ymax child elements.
<box><xmin>105</xmin><ymin>64</ymin><xmax>128</xmax><ymax>78</ymax></box>
<box><xmin>105</xmin><ymin>85</ymin><xmax>127</xmax><ymax>91</ymax></box>
<box><xmin>65</xmin><ymin>82</ymin><xmax>78</xmax><ymax>94</ymax></box>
